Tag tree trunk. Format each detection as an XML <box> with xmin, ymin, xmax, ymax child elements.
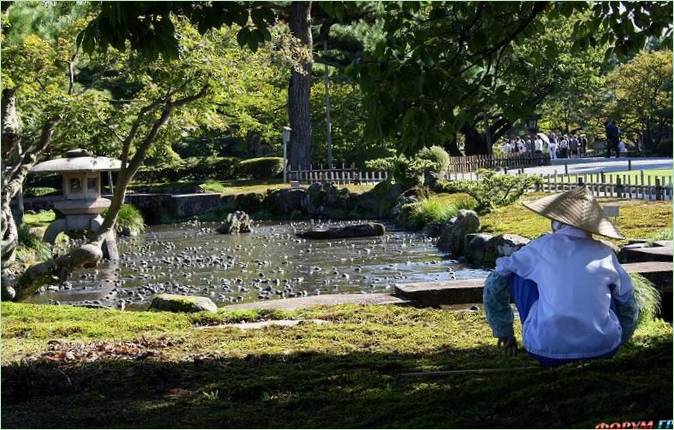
<box><xmin>462</xmin><ymin>124</ymin><xmax>489</xmax><ymax>155</ymax></box>
<box><xmin>288</xmin><ymin>1</ymin><xmax>313</xmax><ymax>170</ymax></box>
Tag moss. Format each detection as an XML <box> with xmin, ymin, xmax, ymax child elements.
<box><xmin>481</xmin><ymin>194</ymin><xmax>672</xmax><ymax>244</ymax></box>
<box><xmin>1</xmin><ymin>303</ymin><xmax>671</xmax><ymax>428</ymax></box>
<box><xmin>22</xmin><ymin>210</ymin><xmax>56</xmax><ymax>228</ymax></box>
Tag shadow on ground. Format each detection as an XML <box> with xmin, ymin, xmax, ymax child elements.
<box><xmin>3</xmin><ymin>335</ymin><xmax>672</xmax><ymax>429</ymax></box>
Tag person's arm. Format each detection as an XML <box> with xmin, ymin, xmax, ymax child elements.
<box><xmin>483</xmin><ymin>271</ymin><xmax>514</xmax><ymax>339</ymax></box>
<box><xmin>610</xmin><ymin>255</ymin><xmax>639</xmax><ymax>344</ymax></box>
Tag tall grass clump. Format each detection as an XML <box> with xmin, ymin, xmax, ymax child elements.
<box><xmin>630</xmin><ymin>273</ymin><xmax>661</xmax><ymax>325</ymax></box>
<box><xmin>17</xmin><ymin>225</ymin><xmax>51</xmax><ymax>261</ymax></box>
<box><xmin>402</xmin><ymin>193</ymin><xmax>478</xmax><ymax>229</ymax></box>
<box><xmin>105</xmin><ymin>204</ymin><xmax>145</xmax><ymax>237</ymax></box>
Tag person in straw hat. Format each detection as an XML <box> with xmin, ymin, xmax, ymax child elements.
<box><xmin>483</xmin><ymin>186</ymin><xmax>639</xmax><ymax>367</ymax></box>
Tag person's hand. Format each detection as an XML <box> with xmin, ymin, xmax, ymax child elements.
<box><xmin>497</xmin><ymin>336</ymin><xmax>518</xmax><ymax>356</ymax></box>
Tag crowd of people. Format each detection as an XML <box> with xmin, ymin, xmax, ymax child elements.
<box><xmin>499</xmin><ymin>133</ymin><xmax>589</xmax><ymax>159</ymax></box>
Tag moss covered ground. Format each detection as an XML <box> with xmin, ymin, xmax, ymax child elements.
<box><xmin>481</xmin><ymin>193</ymin><xmax>672</xmax><ymax>243</ymax></box>
<box><xmin>2</xmin><ymin>302</ymin><xmax>671</xmax><ymax>428</ymax></box>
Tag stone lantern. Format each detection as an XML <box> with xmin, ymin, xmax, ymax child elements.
<box><xmin>30</xmin><ymin>149</ymin><xmax>121</xmax><ymax>259</ymax></box>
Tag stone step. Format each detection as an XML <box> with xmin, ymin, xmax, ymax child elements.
<box><xmin>395</xmin><ymin>261</ymin><xmax>673</xmax><ymax>307</ymax></box>
<box><xmin>620</xmin><ymin>246</ymin><xmax>672</xmax><ymax>263</ymax></box>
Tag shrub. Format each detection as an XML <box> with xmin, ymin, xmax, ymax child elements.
<box><xmin>134</xmin><ymin>157</ymin><xmax>240</xmax><ymax>183</ymax></box>
<box><xmin>365</xmin><ymin>156</ymin><xmax>435</xmax><ymax>189</ymax></box>
<box><xmin>239</xmin><ymin>157</ymin><xmax>285</xmax><ymax>179</ymax></box>
<box><xmin>440</xmin><ymin>169</ymin><xmax>541</xmax><ymax>211</ymax></box>
<box><xmin>105</xmin><ymin>204</ymin><xmax>145</xmax><ymax>236</ymax></box>
<box><xmin>416</xmin><ymin>146</ymin><xmax>450</xmax><ymax>175</ymax></box>
<box><xmin>402</xmin><ymin>193</ymin><xmax>478</xmax><ymax>229</ymax></box>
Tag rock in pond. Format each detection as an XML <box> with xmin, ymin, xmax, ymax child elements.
<box><xmin>216</xmin><ymin>211</ymin><xmax>253</xmax><ymax>234</ymax></box>
<box><xmin>436</xmin><ymin>210</ymin><xmax>480</xmax><ymax>255</ymax></box>
<box><xmin>463</xmin><ymin>232</ymin><xmax>495</xmax><ymax>264</ymax></box>
<box><xmin>480</xmin><ymin>234</ymin><xmax>531</xmax><ymax>265</ymax></box>
<box><xmin>297</xmin><ymin>222</ymin><xmax>385</xmax><ymax>240</ymax></box>
<box><xmin>149</xmin><ymin>294</ymin><xmax>218</xmax><ymax>313</ymax></box>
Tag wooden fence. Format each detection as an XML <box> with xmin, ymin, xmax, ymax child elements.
<box><xmin>446</xmin><ymin>153</ymin><xmax>550</xmax><ymax>173</ymax></box>
<box><xmin>287</xmin><ymin>167</ymin><xmax>388</xmax><ymax>184</ymax></box>
<box><xmin>529</xmin><ymin>171</ymin><xmax>673</xmax><ymax>201</ymax></box>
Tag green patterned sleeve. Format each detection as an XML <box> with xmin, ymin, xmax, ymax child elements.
<box><xmin>483</xmin><ymin>271</ymin><xmax>514</xmax><ymax>338</ymax></box>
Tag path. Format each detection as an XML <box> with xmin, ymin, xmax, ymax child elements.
<box><xmin>517</xmin><ymin>156</ymin><xmax>672</xmax><ymax>176</ymax></box>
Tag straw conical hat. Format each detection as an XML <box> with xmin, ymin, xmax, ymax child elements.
<box><xmin>522</xmin><ymin>186</ymin><xmax>624</xmax><ymax>240</ymax></box>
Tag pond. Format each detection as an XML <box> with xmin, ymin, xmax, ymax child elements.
<box><xmin>27</xmin><ymin>220</ymin><xmax>489</xmax><ymax>309</ymax></box>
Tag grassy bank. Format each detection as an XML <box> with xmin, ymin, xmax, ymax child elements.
<box><xmin>2</xmin><ymin>302</ymin><xmax>671</xmax><ymax>428</ymax></box>
<box><xmin>481</xmin><ymin>194</ymin><xmax>672</xmax><ymax>242</ymax></box>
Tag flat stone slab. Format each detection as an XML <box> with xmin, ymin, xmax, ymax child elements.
<box><xmin>395</xmin><ymin>261</ymin><xmax>673</xmax><ymax>306</ymax></box>
<box><xmin>197</xmin><ymin>319</ymin><xmax>328</xmax><ymax>330</ymax></box>
<box><xmin>221</xmin><ymin>293</ymin><xmax>409</xmax><ymax>311</ymax></box>
<box><xmin>620</xmin><ymin>246</ymin><xmax>672</xmax><ymax>263</ymax></box>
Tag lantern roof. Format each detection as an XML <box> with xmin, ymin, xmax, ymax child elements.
<box><xmin>31</xmin><ymin>149</ymin><xmax>121</xmax><ymax>174</ymax></box>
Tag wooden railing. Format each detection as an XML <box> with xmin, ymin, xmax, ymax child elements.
<box><xmin>287</xmin><ymin>167</ymin><xmax>388</xmax><ymax>184</ymax></box>
<box><xmin>528</xmin><ymin>172</ymin><xmax>673</xmax><ymax>201</ymax></box>
<box><xmin>446</xmin><ymin>153</ymin><xmax>550</xmax><ymax>173</ymax></box>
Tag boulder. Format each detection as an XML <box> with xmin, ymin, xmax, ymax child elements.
<box><xmin>463</xmin><ymin>233</ymin><xmax>495</xmax><ymax>264</ymax></box>
<box><xmin>265</xmin><ymin>188</ymin><xmax>307</xmax><ymax>215</ymax></box>
<box><xmin>353</xmin><ymin>181</ymin><xmax>404</xmax><ymax>218</ymax></box>
<box><xmin>436</xmin><ymin>210</ymin><xmax>480</xmax><ymax>255</ymax></box>
<box><xmin>297</xmin><ymin>222</ymin><xmax>385</xmax><ymax>240</ymax></box>
<box><xmin>216</xmin><ymin>211</ymin><xmax>253</xmax><ymax>234</ymax></box>
<box><xmin>482</xmin><ymin>234</ymin><xmax>531</xmax><ymax>265</ymax></box>
<box><xmin>149</xmin><ymin>294</ymin><xmax>217</xmax><ymax>313</ymax></box>
<box><xmin>422</xmin><ymin>221</ymin><xmax>444</xmax><ymax>238</ymax></box>
<box><xmin>234</xmin><ymin>193</ymin><xmax>265</xmax><ymax>213</ymax></box>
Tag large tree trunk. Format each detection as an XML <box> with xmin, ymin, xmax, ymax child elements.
<box><xmin>288</xmin><ymin>1</ymin><xmax>313</xmax><ymax>171</ymax></box>
<box><xmin>462</xmin><ymin>124</ymin><xmax>490</xmax><ymax>155</ymax></box>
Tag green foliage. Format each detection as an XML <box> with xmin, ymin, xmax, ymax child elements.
<box><xmin>402</xmin><ymin>193</ymin><xmax>478</xmax><ymax>229</ymax></box>
<box><xmin>605</xmin><ymin>50</ymin><xmax>673</xmax><ymax>152</ymax></box>
<box><xmin>441</xmin><ymin>170</ymin><xmax>542</xmax><ymax>211</ymax></box>
<box><xmin>356</xmin><ymin>3</ymin><xmax>672</xmax><ymax>155</ymax></box>
<box><xmin>365</xmin><ymin>155</ymin><xmax>437</xmax><ymax>189</ymax></box>
<box><xmin>630</xmin><ymin>274</ymin><xmax>661</xmax><ymax>325</ymax></box>
<box><xmin>103</xmin><ymin>204</ymin><xmax>145</xmax><ymax>236</ymax></box>
<box><xmin>416</xmin><ymin>146</ymin><xmax>450</xmax><ymax>175</ymax></box>
<box><xmin>134</xmin><ymin>157</ymin><xmax>240</xmax><ymax>183</ymax></box>
<box><xmin>238</xmin><ymin>157</ymin><xmax>284</xmax><ymax>179</ymax></box>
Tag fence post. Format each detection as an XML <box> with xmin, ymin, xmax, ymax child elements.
<box><xmin>655</xmin><ymin>178</ymin><xmax>663</xmax><ymax>201</ymax></box>
<box><xmin>564</xmin><ymin>163</ymin><xmax>568</xmax><ymax>175</ymax></box>
<box><xmin>616</xmin><ymin>177</ymin><xmax>624</xmax><ymax>198</ymax></box>
<box><xmin>628</xmin><ymin>159</ymin><xmax>632</xmax><ymax>171</ymax></box>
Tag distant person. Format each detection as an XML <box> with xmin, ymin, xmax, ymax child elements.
<box><xmin>484</xmin><ymin>187</ymin><xmax>638</xmax><ymax>366</ymax></box>
<box><xmin>534</xmin><ymin>136</ymin><xmax>544</xmax><ymax>154</ymax></box>
<box><xmin>605</xmin><ymin>120</ymin><xmax>620</xmax><ymax>158</ymax></box>
<box><xmin>559</xmin><ymin>135</ymin><xmax>569</xmax><ymax>158</ymax></box>
<box><xmin>618</xmin><ymin>140</ymin><xmax>627</xmax><ymax>156</ymax></box>
<box><xmin>504</xmin><ymin>140</ymin><xmax>513</xmax><ymax>154</ymax></box>
<box><xmin>579</xmin><ymin>134</ymin><xmax>588</xmax><ymax>157</ymax></box>
<box><xmin>569</xmin><ymin>135</ymin><xmax>579</xmax><ymax>158</ymax></box>
<box><xmin>548</xmin><ymin>134</ymin><xmax>558</xmax><ymax>160</ymax></box>
<box><xmin>526</xmin><ymin>137</ymin><xmax>535</xmax><ymax>153</ymax></box>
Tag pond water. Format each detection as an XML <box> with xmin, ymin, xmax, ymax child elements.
<box><xmin>27</xmin><ymin>220</ymin><xmax>489</xmax><ymax>309</ymax></box>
